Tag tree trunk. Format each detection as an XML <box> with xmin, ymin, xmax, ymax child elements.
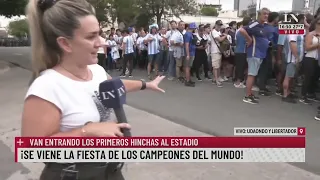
<box><xmin>157</xmin><ymin>15</ymin><xmax>162</xmax><ymax>28</ymax></box>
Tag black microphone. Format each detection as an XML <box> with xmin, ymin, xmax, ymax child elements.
<box><xmin>99</xmin><ymin>78</ymin><xmax>132</xmax><ymax>137</ymax></box>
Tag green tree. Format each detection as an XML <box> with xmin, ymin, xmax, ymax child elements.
<box><xmin>200</xmin><ymin>7</ymin><xmax>218</xmax><ymax>16</ymax></box>
<box><xmin>8</xmin><ymin>19</ymin><xmax>28</xmax><ymax>38</ymax></box>
<box><xmin>135</xmin><ymin>0</ymin><xmax>197</xmax><ymax>27</ymax></box>
<box><xmin>0</xmin><ymin>0</ymin><xmax>27</xmax><ymax>17</ymax></box>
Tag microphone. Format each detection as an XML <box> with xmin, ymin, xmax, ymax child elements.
<box><xmin>99</xmin><ymin>78</ymin><xmax>132</xmax><ymax>137</ymax></box>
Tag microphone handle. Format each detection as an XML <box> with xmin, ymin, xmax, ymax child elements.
<box><xmin>113</xmin><ymin>107</ymin><xmax>132</xmax><ymax>137</ymax></box>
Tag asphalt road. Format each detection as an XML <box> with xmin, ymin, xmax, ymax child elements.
<box><xmin>1</xmin><ymin>47</ymin><xmax>320</xmax><ymax>175</ymax></box>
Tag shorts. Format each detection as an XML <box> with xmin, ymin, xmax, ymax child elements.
<box><xmin>175</xmin><ymin>56</ymin><xmax>184</xmax><ymax>67</ymax></box>
<box><xmin>285</xmin><ymin>63</ymin><xmax>296</xmax><ymax>78</ymax></box>
<box><xmin>211</xmin><ymin>53</ymin><xmax>222</xmax><ymax>69</ymax></box>
<box><xmin>247</xmin><ymin>57</ymin><xmax>263</xmax><ymax>76</ymax></box>
<box><xmin>184</xmin><ymin>56</ymin><xmax>195</xmax><ymax>67</ymax></box>
<box><xmin>148</xmin><ymin>54</ymin><xmax>158</xmax><ymax>63</ymax></box>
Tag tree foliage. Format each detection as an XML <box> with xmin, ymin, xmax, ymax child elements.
<box><xmin>137</xmin><ymin>0</ymin><xmax>198</xmax><ymax>27</ymax></box>
<box><xmin>200</xmin><ymin>6</ymin><xmax>218</xmax><ymax>16</ymax></box>
<box><xmin>8</xmin><ymin>18</ymin><xmax>28</xmax><ymax>38</ymax></box>
<box><xmin>0</xmin><ymin>0</ymin><xmax>27</xmax><ymax>17</ymax></box>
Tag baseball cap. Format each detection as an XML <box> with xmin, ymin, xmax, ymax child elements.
<box><xmin>215</xmin><ymin>20</ymin><xmax>223</xmax><ymax>26</ymax></box>
<box><xmin>189</xmin><ymin>22</ymin><xmax>197</xmax><ymax>29</ymax></box>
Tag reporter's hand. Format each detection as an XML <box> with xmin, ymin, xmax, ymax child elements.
<box><xmin>84</xmin><ymin>122</ymin><xmax>131</xmax><ymax>137</ymax></box>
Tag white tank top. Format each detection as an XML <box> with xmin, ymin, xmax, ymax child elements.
<box><xmin>305</xmin><ymin>35</ymin><xmax>320</xmax><ymax>59</ymax></box>
<box><xmin>25</xmin><ymin>64</ymin><xmax>112</xmax><ymax>132</ymax></box>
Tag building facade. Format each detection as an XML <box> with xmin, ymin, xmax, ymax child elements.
<box><xmin>234</xmin><ymin>0</ymin><xmax>256</xmax><ymax>17</ymax></box>
<box><xmin>292</xmin><ymin>0</ymin><xmax>320</xmax><ymax>14</ymax></box>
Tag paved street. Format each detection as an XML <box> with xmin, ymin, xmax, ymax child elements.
<box><xmin>1</xmin><ymin>47</ymin><xmax>320</xmax><ymax>179</ymax></box>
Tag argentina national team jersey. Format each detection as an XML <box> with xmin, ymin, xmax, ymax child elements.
<box><xmin>123</xmin><ymin>35</ymin><xmax>134</xmax><ymax>54</ymax></box>
<box><xmin>244</xmin><ymin>21</ymin><xmax>270</xmax><ymax>59</ymax></box>
<box><xmin>284</xmin><ymin>35</ymin><xmax>304</xmax><ymax>63</ymax></box>
<box><xmin>145</xmin><ymin>33</ymin><xmax>162</xmax><ymax>55</ymax></box>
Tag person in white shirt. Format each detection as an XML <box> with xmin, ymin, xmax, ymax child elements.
<box><xmin>136</xmin><ymin>30</ymin><xmax>148</xmax><ymax>69</ymax></box>
<box><xmin>121</xmin><ymin>29</ymin><xmax>135</xmax><ymax>77</ymax></box>
<box><xmin>97</xmin><ymin>29</ymin><xmax>107</xmax><ymax>70</ymax></box>
<box><xmin>23</xmin><ymin>0</ymin><xmax>165</xmax><ymax>179</ymax></box>
<box><xmin>204</xmin><ymin>24</ymin><xmax>212</xmax><ymax>71</ymax></box>
<box><xmin>210</xmin><ymin>20</ymin><xmax>228</xmax><ymax>87</ymax></box>
<box><xmin>171</xmin><ymin>21</ymin><xmax>186</xmax><ymax>82</ymax></box>
<box><xmin>144</xmin><ymin>24</ymin><xmax>163</xmax><ymax>79</ymax></box>
<box><xmin>106</xmin><ymin>34</ymin><xmax>120</xmax><ymax>69</ymax></box>
<box><xmin>165</xmin><ymin>20</ymin><xmax>178</xmax><ymax>80</ymax></box>
<box><xmin>129</xmin><ymin>27</ymin><xmax>138</xmax><ymax>68</ymax></box>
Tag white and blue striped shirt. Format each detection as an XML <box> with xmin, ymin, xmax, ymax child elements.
<box><xmin>122</xmin><ymin>35</ymin><xmax>134</xmax><ymax>54</ymax></box>
<box><xmin>284</xmin><ymin>35</ymin><xmax>304</xmax><ymax>63</ymax></box>
<box><xmin>144</xmin><ymin>33</ymin><xmax>162</xmax><ymax>55</ymax></box>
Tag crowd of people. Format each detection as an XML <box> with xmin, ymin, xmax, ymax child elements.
<box><xmin>98</xmin><ymin>8</ymin><xmax>320</xmax><ymax>120</ymax></box>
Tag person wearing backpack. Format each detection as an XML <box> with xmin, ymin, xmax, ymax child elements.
<box><xmin>210</xmin><ymin>20</ymin><xmax>228</xmax><ymax>88</ymax></box>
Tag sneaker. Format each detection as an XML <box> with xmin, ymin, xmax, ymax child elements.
<box><xmin>128</xmin><ymin>74</ymin><xmax>133</xmax><ymax>78</ymax></box>
<box><xmin>275</xmin><ymin>89</ymin><xmax>283</xmax><ymax>97</ymax></box>
<box><xmin>223</xmin><ymin>76</ymin><xmax>229</xmax><ymax>82</ymax></box>
<box><xmin>205</xmin><ymin>76</ymin><xmax>213</xmax><ymax>81</ymax></box>
<box><xmin>243</xmin><ymin>95</ymin><xmax>259</xmax><ymax>104</ymax></box>
<box><xmin>259</xmin><ymin>90</ymin><xmax>272</xmax><ymax>97</ymax></box>
<box><xmin>282</xmin><ymin>96</ymin><xmax>297</xmax><ymax>104</ymax></box>
<box><xmin>119</xmin><ymin>74</ymin><xmax>126</xmax><ymax>77</ymax></box>
<box><xmin>216</xmin><ymin>81</ymin><xmax>223</xmax><ymax>88</ymax></box>
<box><xmin>197</xmin><ymin>77</ymin><xmax>202</xmax><ymax>81</ymax></box>
<box><xmin>315</xmin><ymin>114</ymin><xmax>320</xmax><ymax>121</ymax></box>
<box><xmin>252</xmin><ymin>86</ymin><xmax>260</xmax><ymax>92</ymax></box>
<box><xmin>218</xmin><ymin>77</ymin><xmax>225</xmax><ymax>82</ymax></box>
<box><xmin>307</xmin><ymin>94</ymin><xmax>320</xmax><ymax>102</ymax></box>
<box><xmin>185</xmin><ymin>81</ymin><xmax>195</xmax><ymax>87</ymax></box>
<box><xmin>168</xmin><ymin>77</ymin><xmax>174</xmax><ymax>81</ymax></box>
<box><xmin>190</xmin><ymin>80</ymin><xmax>196</xmax><ymax>84</ymax></box>
<box><xmin>299</xmin><ymin>97</ymin><xmax>311</xmax><ymax>105</ymax></box>
<box><xmin>251</xmin><ymin>94</ymin><xmax>260</xmax><ymax>100</ymax></box>
<box><xmin>234</xmin><ymin>83</ymin><xmax>246</xmax><ymax>88</ymax></box>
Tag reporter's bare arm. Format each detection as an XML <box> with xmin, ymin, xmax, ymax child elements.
<box><xmin>21</xmin><ymin>96</ymin><xmax>84</xmax><ymax>137</ymax></box>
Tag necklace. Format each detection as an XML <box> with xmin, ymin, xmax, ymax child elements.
<box><xmin>60</xmin><ymin>65</ymin><xmax>89</xmax><ymax>81</ymax></box>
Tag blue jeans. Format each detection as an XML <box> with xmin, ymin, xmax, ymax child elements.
<box><xmin>168</xmin><ymin>51</ymin><xmax>176</xmax><ymax>77</ymax></box>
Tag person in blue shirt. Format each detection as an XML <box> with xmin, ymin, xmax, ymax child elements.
<box><xmin>256</xmin><ymin>12</ymin><xmax>279</xmax><ymax>97</ymax></box>
<box><xmin>239</xmin><ymin>7</ymin><xmax>270</xmax><ymax>104</ymax></box>
<box><xmin>184</xmin><ymin>22</ymin><xmax>197</xmax><ymax>87</ymax></box>
<box><xmin>234</xmin><ymin>17</ymin><xmax>252</xmax><ymax>88</ymax></box>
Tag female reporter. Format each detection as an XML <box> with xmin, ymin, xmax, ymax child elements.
<box><xmin>22</xmin><ymin>0</ymin><xmax>165</xmax><ymax>179</ymax></box>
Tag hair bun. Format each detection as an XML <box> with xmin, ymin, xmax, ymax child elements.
<box><xmin>38</xmin><ymin>0</ymin><xmax>58</xmax><ymax>12</ymax></box>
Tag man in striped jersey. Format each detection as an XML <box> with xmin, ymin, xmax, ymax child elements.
<box><xmin>120</xmin><ymin>29</ymin><xmax>135</xmax><ymax>77</ymax></box>
<box><xmin>144</xmin><ymin>24</ymin><xmax>163</xmax><ymax>79</ymax></box>
<box><xmin>166</xmin><ymin>21</ymin><xmax>178</xmax><ymax>80</ymax></box>
<box><xmin>282</xmin><ymin>34</ymin><xmax>304</xmax><ymax>103</ymax></box>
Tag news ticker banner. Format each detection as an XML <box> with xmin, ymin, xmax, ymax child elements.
<box><xmin>15</xmin><ymin>137</ymin><xmax>305</xmax><ymax>163</ymax></box>
<box><xmin>234</xmin><ymin>127</ymin><xmax>306</xmax><ymax>136</ymax></box>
